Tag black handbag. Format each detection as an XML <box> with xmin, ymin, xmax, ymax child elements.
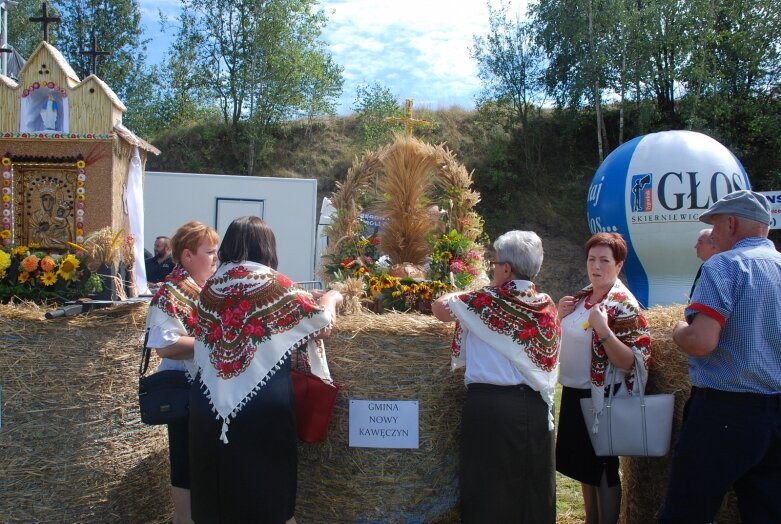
<box><xmin>138</xmin><ymin>328</ymin><xmax>191</xmax><ymax>425</ymax></box>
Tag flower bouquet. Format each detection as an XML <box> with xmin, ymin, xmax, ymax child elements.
<box><xmin>0</xmin><ymin>243</ymin><xmax>89</xmax><ymax>302</ymax></box>
<box><xmin>427</xmin><ymin>229</ymin><xmax>486</xmax><ymax>290</ymax></box>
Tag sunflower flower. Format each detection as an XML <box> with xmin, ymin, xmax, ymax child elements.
<box><xmin>0</xmin><ymin>249</ymin><xmax>10</xmax><ymax>272</ymax></box>
<box><xmin>57</xmin><ymin>254</ymin><xmax>80</xmax><ymax>280</ymax></box>
<box><xmin>40</xmin><ymin>271</ymin><xmax>57</xmax><ymax>286</ymax></box>
<box><xmin>21</xmin><ymin>254</ymin><xmax>39</xmax><ymax>272</ymax></box>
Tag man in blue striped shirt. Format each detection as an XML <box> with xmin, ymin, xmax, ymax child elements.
<box><xmin>660</xmin><ymin>190</ymin><xmax>781</xmax><ymax>523</ymax></box>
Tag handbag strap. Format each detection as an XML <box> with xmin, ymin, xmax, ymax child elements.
<box><xmin>139</xmin><ymin>328</ymin><xmax>152</xmax><ymax>376</ymax></box>
<box><xmin>604</xmin><ymin>349</ymin><xmax>645</xmax><ymax>407</ymax></box>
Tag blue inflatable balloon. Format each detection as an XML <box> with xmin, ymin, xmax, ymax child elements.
<box><xmin>587</xmin><ymin>131</ymin><xmax>750</xmax><ymax>307</ymax></box>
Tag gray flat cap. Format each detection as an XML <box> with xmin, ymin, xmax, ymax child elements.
<box><xmin>699</xmin><ymin>189</ymin><xmax>771</xmax><ymax>225</ymax></box>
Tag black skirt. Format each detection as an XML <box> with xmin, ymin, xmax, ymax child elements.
<box><xmin>189</xmin><ymin>358</ymin><xmax>297</xmax><ymax>524</ymax></box>
<box><xmin>461</xmin><ymin>384</ymin><xmax>555</xmax><ymax>523</ymax></box>
<box><xmin>555</xmin><ymin>385</ymin><xmax>620</xmax><ymax>487</ymax></box>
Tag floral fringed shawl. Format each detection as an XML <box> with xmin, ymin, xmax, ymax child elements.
<box><xmin>146</xmin><ymin>264</ymin><xmax>200</xmax><ymax>379</ymax></box>
<box><xmin>572</xmin><ymin>279</ymin><xmax>651</xmax><ymax>417</ymax></box>
<box><xmin>193</xmin><ymin>261</ymin><xmax>333</xmax><ymax>443</ymax></box>
<box><xmin>447</xmin><ymin>280</ymin><xmax>561</xmax><ymax>429</ymax></box>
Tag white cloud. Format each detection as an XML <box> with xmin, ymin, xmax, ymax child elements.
<box><xmin>139</xmin><ymin>0</ymin><xmax>529</xmax><ymax>114</ymax></box>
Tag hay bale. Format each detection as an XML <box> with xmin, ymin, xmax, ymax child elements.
<box><xmin>296</xmin><ymin>311</ymin><xmax>464</xmax><ymax>523</ymax></box>
<box><xmin>0</xmin><ymin>302</ymin><xmax>171</xmax><ymax>524</ymax></box>
<box><xmin>621</xmin><ymin>305</ymin><xmax>740</xmax><ymax>523</ymax></box>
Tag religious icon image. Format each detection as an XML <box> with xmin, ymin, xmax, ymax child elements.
<box><xmin>21</xmin><ymin>173</ymin><xmax>76</xmax><ymax>249</ymax></box>
<box><xmin>21</xmin><ymin>86</ymin><xmax>67</xmax><ymax>133</ymax></box>
<box><xmin>40</xmin><ymin>93</ymin><xmax>59</xmax><ymax>130</ymax></box>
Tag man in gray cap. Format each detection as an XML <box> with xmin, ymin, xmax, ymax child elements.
<box><xmin>660</xmin><ymin>190</ymin><xmax>781</xmax><ymax>523</ymax></box>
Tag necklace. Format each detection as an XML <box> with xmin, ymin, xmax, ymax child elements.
<box><xmin>584</xmin><ymin>290</ymin><xmax>608</xmax><ymax>309</ymax></box>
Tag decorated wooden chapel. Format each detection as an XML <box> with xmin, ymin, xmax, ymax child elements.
<box><xmin>0</xmin><ymin>3</ymin><xmax>157</xmax><ymax>300</ymax></box>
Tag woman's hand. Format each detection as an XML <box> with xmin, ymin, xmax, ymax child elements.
<box><xmin>588</xmin><ymin>303</ymin><xmax>610</xmax><ymax>336</ymax></box>
<box><xmin>558</xmin><ymin>295</ymin><xmax>577</xmax><ymax>318</ymax></box>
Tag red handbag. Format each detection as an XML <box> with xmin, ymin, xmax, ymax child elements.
<box><xmin>291</xmin><ymin>369</ymin><xmax>340</xmax><ymax>443</ymax></box>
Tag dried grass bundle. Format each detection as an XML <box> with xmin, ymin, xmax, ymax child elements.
<box><xmin>621</xmin><ymin>305</ymin><xmax>740</xmax><ymax>524</ymax></box>
<box><xmin>377</xmin><ymin>135</ymin><xmax>439</xmax><ymax>264</ymax></box>
<box><xmin>68</xmin><ymin>226</ymin><xmax>125</xmax><ymax>272</ymax></box>
<box><xmin>296</xmin><ymin>311</ymin><xmax>464</xmax><ymax>523</ymax></box>
<box><xmin>0</xmin><ymin>301</ymin><xmax>171</xmax><ymax>523</ymax></box>
<box><xmin>328</xmin><ymin>277</ymin><xmax>365</xmax><ymax>315</ymax></box>
<box><xmin>435</xmin><ymin>145</ymin><xmax>482</xmax><ymax>242</ymax></box>
<box><xmin>324</xmin><ymin>150</ymin><xmax>384</xmax><ymax>263</ymax></box>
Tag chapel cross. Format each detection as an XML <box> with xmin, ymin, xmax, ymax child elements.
<box><xmin>80</xmin><ymin>32</ymin><xmax>110</xmax><ymax>75</ymax></box>
<box><xmin>385</xmin><ymin>99</ymin><xmax>433</xmax><ymax>137</ymax></box>
<box><xmin>29</xmin><ymin>2</ymin><xmax>60</xmax><ymax>42</ymax></box>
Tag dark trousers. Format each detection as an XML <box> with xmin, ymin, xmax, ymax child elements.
<box><xmin>659</xmin><ymin>387</ymin><xmax>781</xmax><ymax>524</ymax></box>
<box><xmin>460</xmin><ymin>383</ymin><xmax>555</xmax><ymax>524</ymax></box>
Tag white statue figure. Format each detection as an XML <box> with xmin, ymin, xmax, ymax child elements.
<box><xmin>40</xmin><ymin>93</ymin><xmax>58</xmax><ymax>130</ymax></box>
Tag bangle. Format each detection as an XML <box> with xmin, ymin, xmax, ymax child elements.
<box><xmin>597</xmin><ymin>332</ymin><xmax>615</xmax><ymax>346</ymax></box>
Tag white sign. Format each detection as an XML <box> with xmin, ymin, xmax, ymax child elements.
<box><xmin>348</xmin><ymin>399</ymin><xmax>419</xmax><ymax>449</ymax></box>
<box><xmin>759</xmin><ymin>191</ymin><xmax>781</xmax><ymax>230</ymax></box>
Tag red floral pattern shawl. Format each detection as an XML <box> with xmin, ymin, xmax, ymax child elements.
<box><xmin>446</xmin><ymin>280</ymin><xmax>561</xmax><ymax>428</ymax></box>
<box><xmin>146</xmin><ymin>264</ymin><xmax>200</xmax><ymax>379</ymax></box>
<box><xmin>193</xmin><ymin>261</ymin><xmax>333</xmax><ymax>443</ymax></box>
<box><xmin>572</xmin><ymin>279</ymin><xmax>652</xmax><ymax>419</ymax></box>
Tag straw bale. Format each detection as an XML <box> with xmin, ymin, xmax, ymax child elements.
<box><xmin>296</xmin><ymin>311</ymin><xmax>464</xmax><ymax>523</ymax></box>
<box><xmin>621</xmin><ymin>304</ymin><xmax>740</xmax><ymax>523</ymax></box>
<box><xmin>0</xmin><ymin>301</ymin><xmax>171</xmax><ymax>524</ymax></box>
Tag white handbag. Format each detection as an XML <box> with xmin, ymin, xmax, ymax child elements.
<box><xmin>579</xmin><ymin>351</ymin><xmax>674</xmax><ymax>457</ymax></box>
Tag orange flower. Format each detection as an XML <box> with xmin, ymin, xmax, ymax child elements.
<box><xmin>18</xmin><ymin>271</ymin><xmax>30</xmax><ymax>283</ymax></box>
<box><xmin>21</xmin><ymin>255</ymin><xmax>39</xmax><ymax>272</ymax></box>
<box><xmin>40</xmin><ymin>255</ymin><xmax>56</xmax><ymax>272</ymax></box>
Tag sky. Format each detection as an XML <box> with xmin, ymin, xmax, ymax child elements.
<box><xmin>137</xmin><ymin>0</ymin><xmax>528</xmax><ymax>115</ymax></box>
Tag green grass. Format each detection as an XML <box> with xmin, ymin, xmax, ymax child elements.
<box><xmin>554</xmin><ymin>384</ymin><xmax>587</xmax><ymax>523</ymax></box>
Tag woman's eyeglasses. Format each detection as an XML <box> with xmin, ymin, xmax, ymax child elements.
<box><xmin>488</xmin><ymin>260</ymin><xmax>513</xmax><ymax>277</ymax></box>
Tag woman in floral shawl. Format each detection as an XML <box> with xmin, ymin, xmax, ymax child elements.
<box><xmin>432</xmin><ymin>230</ymin><xmax>561</xmax><ymax>523</ymax></box>
<box><xmin>145</xmin><ymin>220</ymin><xmax>219</xmax><ymax>524</ymax></box>
<box><xmin>189</xmin><ymin>216</ymin><xmax>342</xmax><ymax>524</ymax></box>
<box><xmin>556</xmin><ymin>232</ymin><xmax>651</xmax><ymax>524</ymax></box>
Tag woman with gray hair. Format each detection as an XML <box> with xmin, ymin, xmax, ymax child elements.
<box><xmin>432</xmin><ymin>230</ymin><xmax>561</xmax><ymax>523</ymax></box>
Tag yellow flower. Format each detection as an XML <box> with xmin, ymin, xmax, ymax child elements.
<box><xmin>11</xmin><ymin>245</ymin><xmax>28</xmax><ymax>256</ymax></box>
<box><xmin>18</xmin><ymin>271</ymin><xmax>29</xmax><ymax>283</ymax></box>
<box><xmin>40</xmin><ymin>255</ymin><xmax>56</xmax><ymax>272</ymax></box>
<box><xmin>57</xmin><ymin>254</ymin><xmax>80</xmax><ymax>280</ymax></box>
<box><xmin>76</xmin><ymin>194</ymin><xmax>85</xmax><ymax>201</ymax></box>
<box><xmin>2</xmin><ymin>195</ymin><xmax>10</xmax><ymax>203</ymax></box>
<box><xmin>0</xmin><ymin>229</ymin><xmax>10</xmax><ymax>239</ymax></box>
<box><xmin>28</xmin><ymin>242</ymin><xmax>41</xmax><ymax>249</ymax></box>
<box><xmin>40</xmin><ymin>271</ymin><xmax>57</xmax><ymax>286</ymax></box>
<box><xmin>22</xmin><ymin>254</ymin><xmax>39</xmax><ymax>272</ymax></box>
<box><xmin>0</xmin><ymin>249</ymin><xmax>10</xmax><ymax>271</ymax></box>
<box><xmin>0</xmin><ymin>268</ymin><xmax>5</xmax><ymax>279</ymax></box>
<box><xmin>76</xmin><ymin>160</ymin><xmax>86</xmax><ymax>169</ymax></box>
<box><xmin>1</xmin><ymin>157</ymin><xmax>10</xmax><ymax>166</ymax></box>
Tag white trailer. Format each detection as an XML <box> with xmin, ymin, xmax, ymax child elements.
<box><xmin>143</xmin><ymin>171</ymin><xmax>319</xmax><ymax>283</ymax></box>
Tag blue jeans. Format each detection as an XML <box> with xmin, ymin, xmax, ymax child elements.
<box><xmin>659</xmin><ymin>388</ymin><xmax>781</xmax><ymax>524</ymax></box>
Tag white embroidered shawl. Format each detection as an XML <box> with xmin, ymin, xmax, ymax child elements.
<box><xmin>446</xmin><ymin>280</ymin><xmax>561</xmax><ymax>429</ymax></box>
<box><xmin>193</xmin><ymin>261</ymin><xmax>333</xmax><ymax>443</ymax></box>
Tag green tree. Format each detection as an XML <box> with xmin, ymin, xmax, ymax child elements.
<box><xmin>5</xmin><ymin>0</ymin><xmax>47</xmax><ymax>59</ymax></box>
<box><xmin>351</xmin><ymin>81</ymin><xmax>401</xmax><ymax>151</ymax></box>
<box><xmin>52</xmin><ymin>0</ymin><xmax>149</xmax><ymax>105</ymax></box>
<box><xmin>470</xmin><ymin>0</ymin><xmax>546</xmax><ymax>128</ymax></box>
<box><xmin>136</xmin><ymin>10</ymin><xmax>216</xmax><ymax>138</ymax></box>
<box><xmin>177</xmin><ymin>0</ymin><xmax>343</xmax><ymax>130</ymax></box>
<box><xmin>531</xmin><ymin>0</ymin><xmax>619</xmax><ymax>159</ymax></box>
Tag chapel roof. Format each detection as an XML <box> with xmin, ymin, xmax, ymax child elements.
<box><xmin>79</xmin><ymin>74</ymin><xmax>126</xmax><ymax>112</ymax></box>
<box><xmin>24</xmin><ymin>41</ymin><xmax>80</xmax><ymax>84</ymax></box>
